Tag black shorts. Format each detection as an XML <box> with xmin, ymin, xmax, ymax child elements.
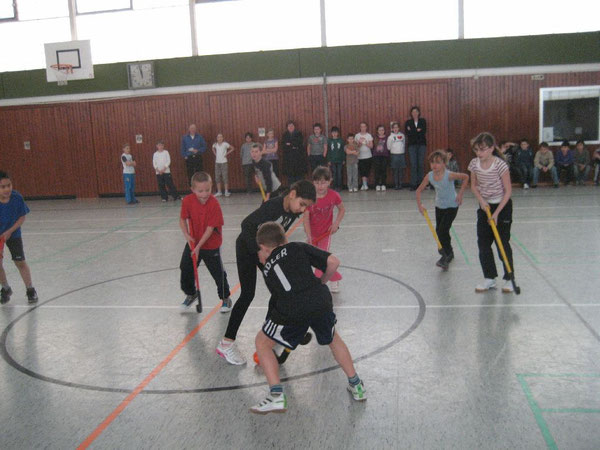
<box><xmin>262</xmin><ymin>311</ymin><xmax>337</xmax><ymax>350</ymax></box>
<box><xmin>3</xmin><ymin>237</ymin><xmax>25</xmax><ymax>261</ymax></box>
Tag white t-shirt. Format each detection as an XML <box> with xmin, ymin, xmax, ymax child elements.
<box><xmin>153</xmin><ymin>150</ymin><xmax>171</xmax><ymax>174</ymax></box>
<box><xmin>121</xmin><ymin>153</ymin><xmax>135</xmax><ymax>174</ymax></box>
<box><xmin>387</xmin><ymin>132</ymin><xmax>406</xmax><ymax>155</ymax></box>
<box><xmin>355</xmin><ymin>132</ymin><xmax>373</xmax><ymax>160</ymax></box>
<box><xmin>213</xmin><ymin>142</ymin><xmax>231</xmax><ymax>164</ymax></box>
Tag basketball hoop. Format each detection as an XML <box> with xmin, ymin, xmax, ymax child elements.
<box><xmin>50</xmin><ymin>63</ymin><xmax>74</xmax><ymax>86</ymax></box>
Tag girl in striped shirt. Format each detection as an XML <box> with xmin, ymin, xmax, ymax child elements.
<box><xmin>468</xmin><ymin>132</ymin><xmax>515</xmax><ymax>293</ymax></box>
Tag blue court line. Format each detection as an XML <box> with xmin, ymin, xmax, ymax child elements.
<box><xmin>65</xmin><ymin>214</ymin><xmax>179</xmax><ymax>269</ymax></box>
<box><xmin>516</xmin><ymin>374</ymin><xmax>557</xmax><ymax>450</ymax></box>
<box><xmin>511</xmin><ymin>233</ymin><xmax>539</xmax><ymax>264</ymax></box>
<box><xmin>450</xmin><ymin>226</ymin><xmax>471</xmax><ymax>265</ymax></box>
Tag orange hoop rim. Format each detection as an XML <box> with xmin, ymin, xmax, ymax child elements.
<box><xmin>50</xmin><ymin>63</ymin><xmax>74</xmax><ymax>74</ymax></box>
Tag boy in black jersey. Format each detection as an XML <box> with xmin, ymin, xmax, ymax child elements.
<box><xmin>251</xmin><ymin>143</ymin><xmax>281</xmax><ymax>199</ymax></box>
<box><xmin>216</xmin><ymin>180</ymin><xmax>316</xmax><ymax>365</ymax></box>
<box><xmin>249</xmin><ymin>222</ymin><xmax>366</xmax><ymax>415</ymax></box>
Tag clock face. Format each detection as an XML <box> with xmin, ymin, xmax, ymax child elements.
<box><xmin>128</xmin><ymin>62</ymin><xmax>155</xmax><ymax>89</ymax></box>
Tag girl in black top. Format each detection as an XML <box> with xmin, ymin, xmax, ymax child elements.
<box><xmin>216</xmin><ymin>180</ymin><xmax>316</xmax><ymax>365</ymax></box>
<box><xmin>405</xmin><ymin>106</ymin><xmax>427</xmax><ymax>190</ymax></box>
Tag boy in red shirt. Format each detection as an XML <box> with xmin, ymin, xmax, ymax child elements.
<box><xmin>179</xmin><ymin>172</ymin><xmax>232</xmax><ymax>312</ymax></box>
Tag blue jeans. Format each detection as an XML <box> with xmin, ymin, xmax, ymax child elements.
<box><xmin>408</xmin><ymin>144</ymin><xmax>426</xmax><ymax>188</ymax></box>
<box><xmin>532</xmin><ymin>166</ymin><xmax>558</xmax><ymax>185</ymax></box>
<box><xmin>330</xmin><ymin>162</ymin><xmax>343</xmax><ymax>190</ymax></box>
<box><xmin>123</xmin><ymin>173</ymin><xmax>136</xmax><ymax>203</ymax></box>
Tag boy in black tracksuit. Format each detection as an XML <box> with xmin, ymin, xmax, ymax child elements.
<box><xmin>248</xmin><ymin>222</ymin><xmax>366</xmax><ymax>414</ymax></box>
<box><xmin>215</xmin><ymin>180</ymin><xmax>316</xmax><ymax>365</ymax></box>
<box><xmin>250</xmin><ymin>143</ymin><xmax>281</xmax><ymax>200</ymax></box>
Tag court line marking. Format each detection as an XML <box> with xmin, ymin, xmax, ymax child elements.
<box><xmin>76</xmin><ymin>218</ymin><xmax>305</xmax><ymax>449</ymax></box>
<box><xmin>22</xmin><ymin>215</ymin><xmax>600</xmax><ymax>236</ymax></box>
<box><xmin>5</xmin><ymin>303</ymin><xmax>600</xmax><ymax>310</ymax></box>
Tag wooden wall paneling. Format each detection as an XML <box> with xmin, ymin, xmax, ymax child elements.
<box><xmin>90</xmin><ymin>101</ymin><xmax>136</xmax><ymax>195</ymax></box>
<box><xmin>0</xmin><ymin>106</ymin><xmax>72</xmax><ymax>197</ymax></box>
<box><xmin>51</xmin><ymin>104</ymin><xmax>87</xmax><ymax>198</ymax></box>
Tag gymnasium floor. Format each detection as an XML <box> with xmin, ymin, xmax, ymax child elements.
<box><xmin>1</xmin><ymin>186</ymin><xmax>599</xmax><ymax>449</ymax></box>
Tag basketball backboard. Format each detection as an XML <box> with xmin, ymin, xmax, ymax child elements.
<box><xmin>45</xmin><ymin>40</ymin><xmax>94</xmax><ymax>83</ymax></box>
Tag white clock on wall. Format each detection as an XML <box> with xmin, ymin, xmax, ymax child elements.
<box><xmin>127</xmin><ymin>62</ymin><xmax>156</xmax><ymax>89</ymax></box>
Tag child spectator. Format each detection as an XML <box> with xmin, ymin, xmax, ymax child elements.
<box><xmin>326</xmin><ymin>126</ymin><xmax>345</xmax><ymax>191</ymax></box>
<box><xmin>303</xmin><ymin>166</ymin><xmax>345</xmax><ymax>292</ymax></box>
<box><xmin>593</xmin><ymin>147</ymin><xmax>600</xmax><ymax>186</ymax></box>
<box><xmin>212</xmin><ymin>133</ymin><xmax>235</xmax><ymax>197</ymax></box>
<box><xmin>446</xmin><ymin>148</ymin><xmax>461</xmax><ymax>186</ymax></box>
<box><xmin>345</xmin><ymin>134</ymin><xmax>359</xmax><ymax>192</ymax></box>
<box><xmin>356</xmin><ymin>122</ymin><xmax>374</xmax><ymax>190</ymax></box>
<box><xmin>121</xmin><ymin>143</ymin><xmax>139</xmax><ymax>204</ymax></box>
<box><xmin>262</xmin><ymin>129</ymin><xmax>280</xmax><ymax>178</ymax></box>
<box><xmin>372</xmin><ymin>125</ymin><xmax>390</xmax><ymax>191</ymax></box>
<box><xmin>153</xmin><ymin>141</ymin><xmax>181</xmax><ymax>202</ymax></box>
<box><xmin>0</xmin><ymin>171</ymin><xmax>38</xmax><ymax>304</ymax></box>
<box><xmin>532</xmin><ymin>142</ymin><xmax>559</xmax><ymax>188</ymax></box>
<box><xmin>573</xmin><ymin>140</ymin><xmax>591</xmax><ymax>185</ymax></box>
<box><xmin>241</xmin><ymin>132</ymin><xmax>255</xmax><ymax>193</ymax></box>
<box><xmin>468</xmin><ymin>132</ymin><xmax>515</xmax><ymax>293</ymax></box>
<box><xmin>307</xmin><ymin>123</ymin><xmax>327</xmax><ymax>172</ymax></box>
<box><xmin>250</xmin><ymin>222</ymin><xmax>366</xmax><ymax>414</ymax></box>
<box><xmin>387</xmin><ymin>122</ymin><xmax>406</xmax><ymax>190</ymax></box>
<box><xmin>415</xmin><ymin>150</ymin><xmax>469</xmax><ymax>270</ymax></box>
<box><xmin>216</xmin><ymin>181</ymin><xmax>316</xmax><ymax>365</ymax></box>
<box><xmin>514</xmin><ymin>139</ymin><xmax>534</xmax><ymax>189</ymax></box>
<box><xmin>555</xmin><ymin>140</ymin><xmax>575</xmax><ymax>185</ymax></box>
<box><xmin>179</xmin><ymin>172</ymin><xmax>232</xmax><ymax>313</ymax></box>
<box><xmin>251</xmin><ymin>144</ymin><xmax>281</xmax><ymax>201</ymax></box>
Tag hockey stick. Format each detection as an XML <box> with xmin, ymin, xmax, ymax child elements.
<box><xmin>484</xmin><ymin>207</ymin><xmax>521</xmax><ymax>295</ymax></box>
<box><xmin>422</xmin><ymin>209</ymin><xmax>444</xmax><ymax>254</ymax></box>
<box><xmin>186</xmin><ymin>219</ymin><xmax>203</xmax><ymax>312</ymax></box>
<box><xmin>257</xmin><ymin>179</ymin><xmax>267</xmax><ymax>202</ymax></box>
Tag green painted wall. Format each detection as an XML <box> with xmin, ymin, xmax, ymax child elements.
<box><xmin>0</xmin><ymin>31</ymin><xmax>598</xmax><ymax>100</ymax></box>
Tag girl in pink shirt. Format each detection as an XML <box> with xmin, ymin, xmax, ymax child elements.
<box><xmin>303</xmin><ymin>166</ymin><xmax>345</xmax><ymax>292</ymax></box>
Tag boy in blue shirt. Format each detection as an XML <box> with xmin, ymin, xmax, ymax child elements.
<box><xmin>0</xmin><ymin>171</ymin><xmax>38</xmax><ymax>304</ymax></box>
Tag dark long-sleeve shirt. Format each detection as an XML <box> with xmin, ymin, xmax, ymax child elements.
<box><xmin>404</xmin><ymin>118</ymin><xmax>427</xmax><ymax>146</ymax></box>
<box><xmin>555</xmin><ymin>149</ymin><xmax>574</xmax><ymax>167</ymax></box>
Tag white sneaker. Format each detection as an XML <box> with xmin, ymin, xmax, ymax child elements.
<box><xmin>502</xmin><ymin>280</ymin><xmax>514</xmax><ymax>293</ymax></box>
<box><xmin>347</xmin><ymin>381</ymin><xmax>367</xmax><ymax>401</ymax></box>
<box><xmin>214</xmin><ymin>191</ymin><xmax>222</xmax><ymax>197</ymax></box>
<box><xmin>524</xmin><ymin>183</ymin><xmax>529</xmax><ymax>189</ymax></box>
<box><xmin>376</xmin><ymin>185</ymin><xmax>381</xmax><ymax>191</ymax></box>
<box><xmin>360</xmin><ymin>184</ymin><xmax>368</xmax><ymax>191</ymax></box>
<box><xmin>220</xmin><ymin>297</ymin><xmax>233</xmax><ymax>313</ymax></box>
<box><xmin>329</xmin><ymin>281</ymin><xmax>340</xmax><ymax>293</ymax></box>
<box><xmin>475</xmin><ymin>278</ymin><xmax>496</xmax><ymax>292</ymax></box>
<box><xmin>216</xmin><ymin>340</ymin><xmax>246</xmax><ymax>365</ymax></box>
<box><xmin>224</xmin><ymin>191</ymin><xmax>231</xmax><ymax>197</ymax></box>
<box><xmin>249</xmin><ymin>393</ymin><xmax>288</xmax><ymax>415</ymax></box>
<box><xmin>381</xmin><ymin>185</ymin><xmax>386</xmax><ymax>191</ymax></box>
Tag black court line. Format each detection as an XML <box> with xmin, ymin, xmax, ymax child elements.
<box><xmin>0</xmin><ymin>265</ymin><xmax>425</xmax><ymax>394</ymax></box>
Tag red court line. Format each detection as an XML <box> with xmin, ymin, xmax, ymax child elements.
<box><xmin>78</xmin><ymin>218</ymin><xmax>304</xmax><ymax>449</ymax></box>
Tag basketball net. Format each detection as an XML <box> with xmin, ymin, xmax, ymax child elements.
<box><xmin>50</xmin><ymin>63</ymin><xmax>74</xmax><ymax>86</ymax></box>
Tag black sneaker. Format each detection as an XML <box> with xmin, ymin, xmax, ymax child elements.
<box><xmin>26</xmin><ymin>287</ymin><xmax>38</xmax><ymax>304</ymax></box>
<box><xmin>179</xmin><ymin>293</ymin><xmax>197</xmax><ymax>311</ymax></box>
<box><xmin>446</xmin><ymin>252</ymin><xmax>454</xmax><ymax>263</ymax></box>
<box><xmin>435</xmin><ymin>256</ymin><xmax>448</xmax><ymax>270</ymax></box>
<box><xmin>1</xmin><ymin>286</ymin><xmax>13</xmax><ymax>305</ymax></box>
